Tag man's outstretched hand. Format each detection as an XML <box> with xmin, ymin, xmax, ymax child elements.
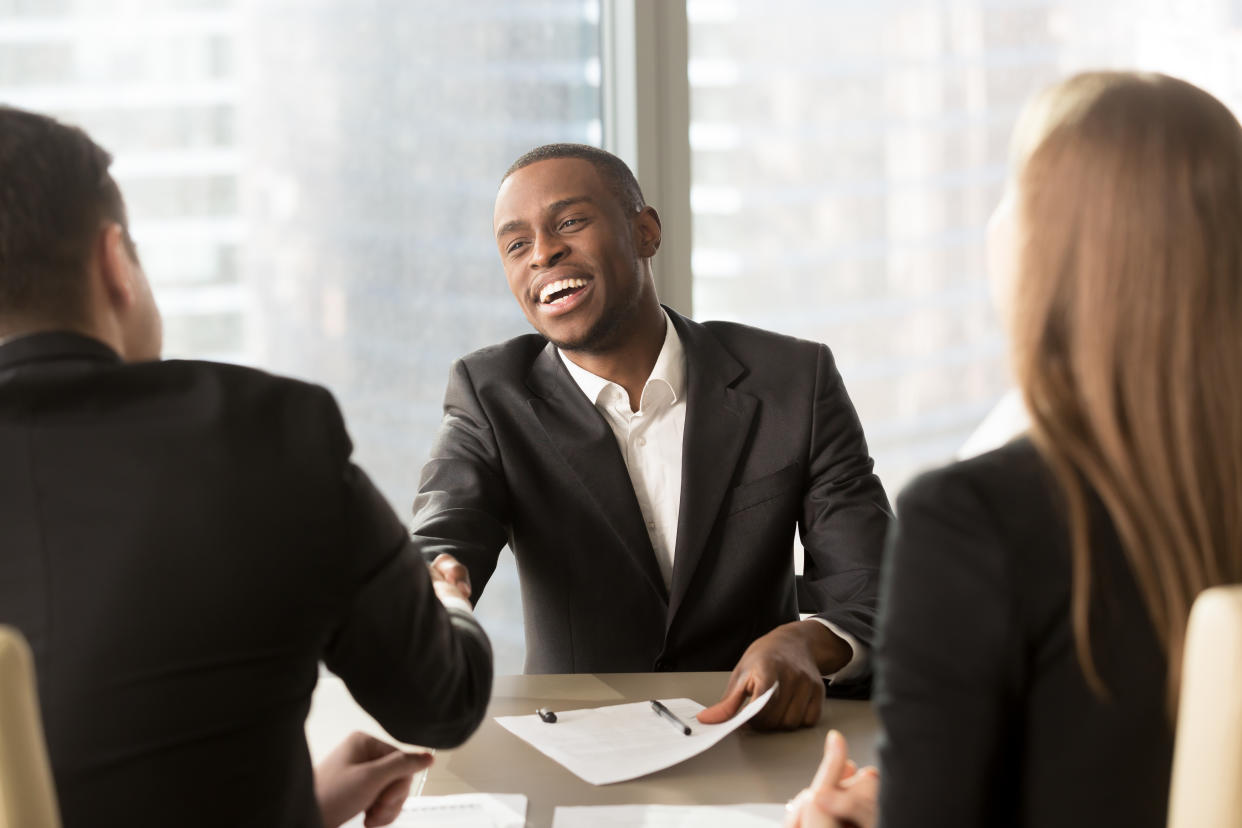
<box><xmin>697</xmin><ymin>620</ymin><xmax>852</xmax><ymax>731</ymax></box>
<box><xmin>429</xmin><ymin>553</ymin><xmax>472</xmax><ymax>603</ymax></box>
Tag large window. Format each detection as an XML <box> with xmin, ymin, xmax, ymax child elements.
<box><xmin>687</xmin><ymin>0</ymin><xmax>1242</xmax><ymax>492</ymax></box>
<box><xmin>5</xmin><ymin>0</ymin><xmax>1241</xmax><ymax>675</ymax></box>
<box><xmin>2</xmin><ymin>0</ymin><xmax>602</xmax><ymax>674</ymax></box>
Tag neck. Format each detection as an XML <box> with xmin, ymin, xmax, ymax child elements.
<box><xmin>563</xmin><ymin>302</ymin><xmax>667</xmax><ymax>411</ymax></box>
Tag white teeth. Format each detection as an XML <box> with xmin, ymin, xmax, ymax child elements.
<box><xmin>539</xmin><ymin>278</ymin><xmax>588</xmax><ymax>304</ymax></box>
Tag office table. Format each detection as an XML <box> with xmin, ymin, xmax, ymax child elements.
<box><xmin>307</xmin><ymin>672</ymin><xmax>879</xmax><ymax>827</ymax></box>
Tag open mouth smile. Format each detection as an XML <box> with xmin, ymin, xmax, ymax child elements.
<box><xmin>538</xmin><ymin>278</ymin><xmax>589</xmax><ymax>306</ymax></box>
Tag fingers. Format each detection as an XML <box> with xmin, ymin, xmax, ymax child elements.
<box><xmin>359</xmin><ymin>751</ymin><xmax>433</xmax><ymax>827</ymax></box>
<box><xmin>755</xmin><ymin>676</ymin><xmax>810</xmax><ymax>730</ymax></box>
<box><xmin>810</xmin><ymin>730</ymin><xmax>848</xmax><ymax>793</ymax></box>
<box><xmin>783</xmin><ymin>788</ymin><xmax>810</xmax><ymax>828</ymax></box>
<box><xmin>801</xmin><ymin>686</ymin><xmax>823</xmax><ymax>728</ymax></box>
<box><xmin>842</xmin><ymin>765</ymin><xmax>878</xmax><ymax>789</ymax></box>
<box><xmin>430</xmin><ymin>554</ymin><xmax>472</xmax><ymax>599</ymax></box>
<box><xmin>362</xmin><ymin>745</ymin><xmax>435</xmax><ymax>788</ymax></box>
<box><xmin>432</xmin><ymin>579</ymin><xmax>470</xmax><ymax>605</ymax></box>
<box><xmin>756</xmin><ymin>672</ymin><xmax>825</xmax><ymax>731</ymax></box>
<box><xmin>362</xmin><ymin>779</ymin><xmax>410</xmax><ymax>827</ymax></box>
<box><xmin>362</xmin><ymin>774</ymin><xmax>414</xmax><ymax>827</ymax></box>
<box><xmin>787</xmin><ymin>731</ymin><xmax>879</xmax><ymax>828</ymax></box>
<box><xmin>314</xmin><ymin>734</ymin><xmax>431</xmax><ymax>828</ymax></box>
<box><xmin>789</xmin><ymin>680</ymin><xmax>820</xmax><ymax>730</ymax></box>
<box><xmin>819</xmin><ymin>767</ymin><xmax>879</xmax><ymax>827</ymax></box>
<box><xmin>784</xmin><ymin>787</ymin><xmax>838</xmax><ymax>828</ymax></box>
<box><xmin>345</xmin><ymin>730</ymin><xmax>400</xmax><ymax>763</ymax></box>
<box><xmin>696</xmin><ymin>677</ymin><xmax>751</xmax><ymax>724</ymax></box>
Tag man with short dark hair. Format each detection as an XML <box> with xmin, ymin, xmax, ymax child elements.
<box><xmin>0</xmin><ymin>106</ymin><xmax>493</xmax><ymax>827</ymax></box>
<box><xmin>416</xmin><ymin>144</ymin><xmax>891</xmax><ymax>730</ymax></box>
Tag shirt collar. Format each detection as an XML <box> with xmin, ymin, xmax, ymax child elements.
<box><xmin>558</xmin><ymin>309</ymin><xmax>686</xmax><ymax>409</ymax></box>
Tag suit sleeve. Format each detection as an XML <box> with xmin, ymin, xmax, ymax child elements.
<box><xmin>875</xmin><ymin>468</ymin><xmax>1020</xmax><ymax>828</ymax></box>
<box><xmin>409</xmin><ymin>358</ymin><xmax>512</xmax><ymax>600</ymax></box>
<box><xmin>318</xmin><ymin>389</ymin><xmax>493</xmax><ymax>749</ymax></box>
<box><xmin>799</xmin><ymin>343</ymin><xmax>893</xmax><ymax>684</ymax></box>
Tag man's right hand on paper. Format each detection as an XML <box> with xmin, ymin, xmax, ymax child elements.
<box><xmin>697</xmin><ymin>620</ymin><xmax>842</xmax><ymax>730</ymax></box>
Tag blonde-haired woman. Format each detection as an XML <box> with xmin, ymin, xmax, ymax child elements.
<box><xmin>786</xmin><ymin>71</ymin><xmax>1242</xmax><ymax>828</ymax></box>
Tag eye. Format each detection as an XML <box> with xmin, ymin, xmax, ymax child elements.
<box><xmin>559</xmin><ymin>216</ymin><xmax>586</xmax><ymax>231</ymax></box>
<box><xmin>505</xmin><ymin>239</ymin><xmax>528</xmax><ymax>255</ymax></box>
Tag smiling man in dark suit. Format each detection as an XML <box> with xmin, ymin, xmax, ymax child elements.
<box><xmin>414</xmin><ymin>144</ymin><xmax>891</xmax><ymax>729</ymax></box>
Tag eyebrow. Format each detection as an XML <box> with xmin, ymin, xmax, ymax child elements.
<box><xmin>495</xmin><ymin>196</ymin><xmax>595</xmax><ymax>240</ymax></box>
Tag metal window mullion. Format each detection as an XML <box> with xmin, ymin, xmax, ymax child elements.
<box><xmin>600</xmin><ymin>0</ymin><xmax>693</xmax><ymax>316</ymax></box>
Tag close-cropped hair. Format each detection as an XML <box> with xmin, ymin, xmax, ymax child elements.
<box><xmin>1009</xmin><ymin>71</ymin><xmax>1242</xmax><ymax>711</ymax></box>
<box><xmin>0</xmin><ymin>106</ymin><xmax>131</xmax><ymax>325</ymax></box>
<box><xmin>503</xmin><ymin>143</ymin><xmax>646</xmax><ymax>214</ymax></box>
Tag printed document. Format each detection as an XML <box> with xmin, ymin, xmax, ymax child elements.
<box><xmin>339</xmin><ymin>793</ymin><xmax>526</xmax><ymax>828</ymax></box>
<box><xmin>552</xmin><ymin>803</ymin><xmax>786</xmax><ymax>827</ymax></box>
<box><xmin>494</xmin><ymin>684</ymin><xmax>778</xmax><ymax>785</ymax></box>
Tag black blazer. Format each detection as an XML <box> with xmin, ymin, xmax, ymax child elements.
<box><xmin>876</xmin><ymin>438</ymin><xmax>1173</xmax><ymax>828</ymax></box>
<box><xmin>412</xmin><ymin>308</ymin><xmax>891</xmax><ymax>677</ymax></box>
<box><xmin>0</xmin><ymin>333</ymin><xmax>493</xmax><ymax>828</ymax></box>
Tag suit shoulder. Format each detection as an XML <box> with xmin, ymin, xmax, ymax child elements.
<box><xmin>156</xmin><ymin>358</ymin><xmax>336</xmax><ymax>406</ymax></box>
<box><xmin>901</xmin><ymin>437</ymin><xmax>1043</xmax><ymax>500</ymax></box>
<box><xmin>898</xmin><ymin>438</ymin><xmax>1061</xmax><ymax>542</ymax></box>
<box><xmin>147</xmin><ymin>359</ymin><xmax>347</xmax><ymax>446</ymax></box>
<box><xmin>453</xmin><ymin>333</ymin><xmax>548</xmax><ymax>385</ymax></box>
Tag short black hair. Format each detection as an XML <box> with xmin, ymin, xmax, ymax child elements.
<box><xmin>503</xmin><ymin>144</ymin><xmax>646</xmax><ymax>214</ymax></box>
<box><xmin>0</xmin><ymin>106</ymin><xmax>132</xmax><ymax>324</ymax></box>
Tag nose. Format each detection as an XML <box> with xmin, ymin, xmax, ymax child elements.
<box><xmin>530</xmin><ymin>230</ymin><xmax>569</xmax><ymax>269</ymax></box>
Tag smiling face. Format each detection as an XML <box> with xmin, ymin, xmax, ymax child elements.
<box><xmin>493</xmin><ymin>157</ymin><xmax>661</xmax><ymax>352</ymax></box>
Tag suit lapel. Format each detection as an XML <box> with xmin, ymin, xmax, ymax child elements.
<box><xmin>525</xmin><ymin>343</ymin><xmax>669</xmax><ymax>603</ymax></box>
<box><xmin>667</xmin><ymin>311</ymin><xmax>758</xmax><ymax>624</ymax></box>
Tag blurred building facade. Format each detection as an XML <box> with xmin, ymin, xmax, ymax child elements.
<box><xmin>4</xmin><ymin>0</ymin><xmax>1240</xmax><ymax>672</ymax></box>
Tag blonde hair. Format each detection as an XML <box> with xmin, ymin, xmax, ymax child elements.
<box><xmin>1009</xmin><ymin>72</ymin><xmax>1242</xmax><ymax>709</ymax></box>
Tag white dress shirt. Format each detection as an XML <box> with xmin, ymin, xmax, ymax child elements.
<box><xmin>558</xmin><ymin>311</ymin><xmax>866</xmax><ymax>682</ymax></box>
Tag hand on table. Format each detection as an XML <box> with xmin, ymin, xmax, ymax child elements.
<box><xmin>697</xmin><ymin>620</ymin><xmax>851</xmax><ymax>730</ymax></box>
<box><xmin>429</xmin><ymin>553</ymin><xmax>472</xmax><ymax>603</ymax></box>
<box><xmin>784</xmin><ymin>730</ymin><xmax>878</xmax><ymax>828</ymax></box>
<box><xmin>314</xmin><ymin>731</ymin><xmax>433</xmax><ymax>828</ymax></box>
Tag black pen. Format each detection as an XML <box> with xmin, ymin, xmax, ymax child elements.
<box><xmin>536</xmin><ymin>707</ymin><xmax>557</xmax><ymax>723</ymax></box>
<box><xmin>649</xmin><ymin>699</ymin><xmax>692</xmax><ymax>735</ymax></box>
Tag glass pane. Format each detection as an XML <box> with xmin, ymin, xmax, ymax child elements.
<box><xmin>2</xmin><ymin>0</ymin><xmax>603</xmax><ymax>675</ymax></box>
<box><xmin>688</xmin><ymin>0</ymin><xmax>1242</xmax><ymax>493</ymax></box>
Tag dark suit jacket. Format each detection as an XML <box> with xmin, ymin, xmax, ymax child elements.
<box><xmin>412</xmin><ymin>308</ymin><xmax>891</xmax><ymax>677</ymax></box>
<box><xmin>0</xmin><ymin>332</ymin><xmax>493</xmax><ymax>828</ymax></box>
<box><xmin>876</xmin><ymin>438</ymin><xmax>1173</xmax><ymax>828</ymax></box>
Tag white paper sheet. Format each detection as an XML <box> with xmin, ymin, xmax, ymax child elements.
<box><xmin>552</xmin><ymin>803</ymin><xmax>786</xmax><ymax>827</ymax></box>
<box><xmin>494</xmin><ymin>683</ymin><xmax>778</xmax><ymax>785</ymax></box>
<box><xmin>339</xmin><ymin>793</ymin><xmax>526</xmax><ymax>828</ymax></box>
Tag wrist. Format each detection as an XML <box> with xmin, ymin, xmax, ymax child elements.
<box><xmin>791</xmin><ymin>619</ymin><xmax>852</xmax><ymax>674</ymax></box>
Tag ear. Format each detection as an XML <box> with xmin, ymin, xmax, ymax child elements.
<box><xmin>633</xmin><ymin>206</ymin><xmax>662</xmax><ymax>258</ymax></box>
<box><xmin>96</xmin><ymin>223</ymin><xmax>138</xmax><ymax>311</ymax></box>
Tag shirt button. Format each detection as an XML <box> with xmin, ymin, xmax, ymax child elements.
<box><xmin>636</xmin><ymin>437</ymin><xmax>647</xmax><ymax>447</ymax></box>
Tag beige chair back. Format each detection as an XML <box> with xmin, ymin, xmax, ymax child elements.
<box><xmin>0</xmin><ymin>626</ymin><xmax>61</xmax><ymax>828</ymax></box>
<box><xmin>1167</xmin><ymin>585</ymin><xmax>1242</xmax><ymax>828</ymax></box>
